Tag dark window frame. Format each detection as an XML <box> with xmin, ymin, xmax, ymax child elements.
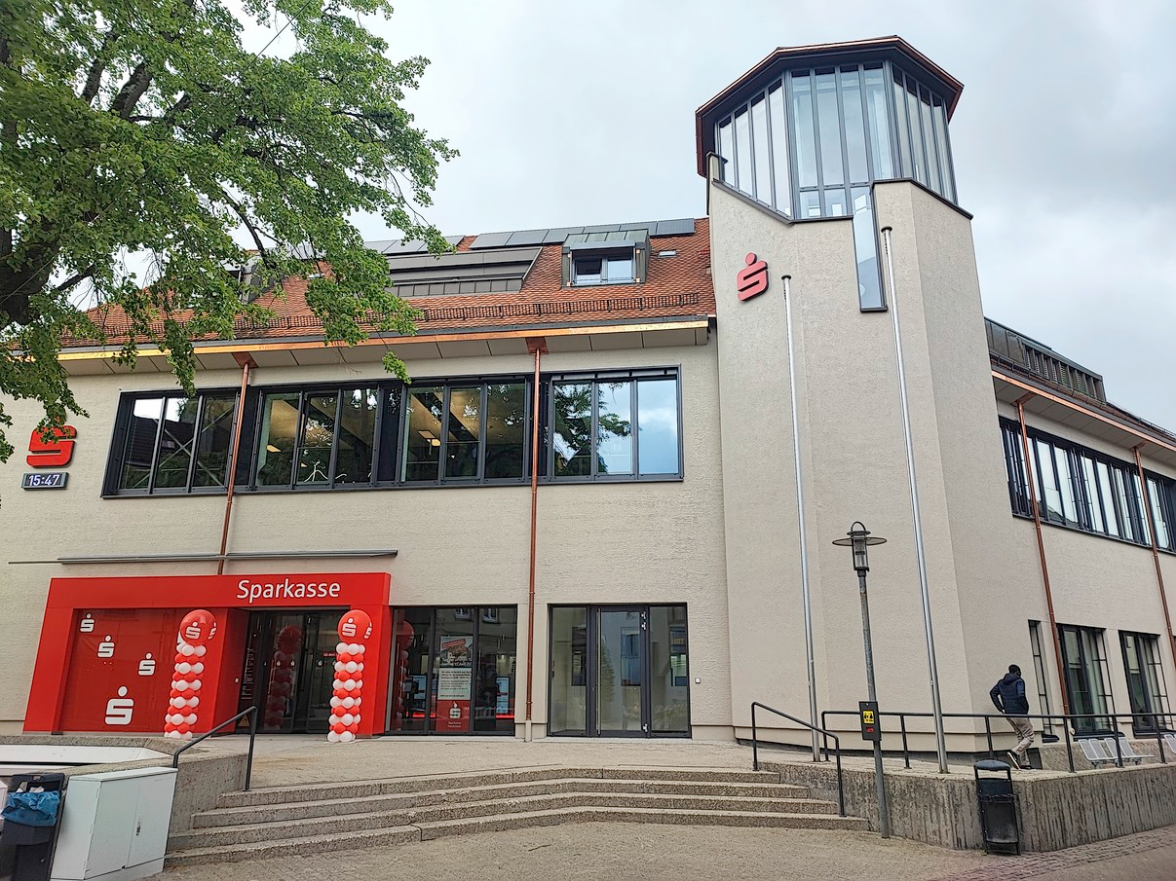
<box><xmin>570</xmin><ymin>249</ymin><xmax>636</xmax><ymax>287</ymax></box>
<box><xmin>1119</xmin><ymin>630</ymin><xmax>1172</xmax><ymax>735</ymax></box>
<box><xmin>1058</xmin><ymin>623</ymin><xmax>1116</xmax><ymax>736</ymax></box>
<box><xmin>543</xmin><ymin>367</ymin><xmax>684</xmax><ymax>484</ymax></box>
<box><xmin>103</xmin><ymin>388</ymin><xmax>240</xmax><ymax>497</ymax></box>
<box><xmin>998</xmin><ymin>417</ymin><xmax>1175</xmax><ymax>552</ymax></box>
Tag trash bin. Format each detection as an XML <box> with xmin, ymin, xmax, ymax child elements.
<box><xmin>974</xmin><ymin>760</ymin><xmax>1019</xmax><ymax>855</ymax></box>
<box><xmin>0</xmin><ymin>772</ymin><xmax>66</xmax><ymax>881</ymax></box>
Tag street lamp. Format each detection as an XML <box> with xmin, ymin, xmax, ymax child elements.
<box><xmin>833</xmin><ymin>522</ymin><xmax>890</xmax><ymax>838</ymax></box>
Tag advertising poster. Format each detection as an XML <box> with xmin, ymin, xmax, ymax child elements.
<box><xmin>436</xmin><ymin>635</ymin><xmax>473</xmax><ymax>732</ymax></box>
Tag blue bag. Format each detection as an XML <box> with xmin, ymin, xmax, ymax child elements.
<box><xmin>2</xmin><ymin>789</ymin><xmax>62</xmax><ymax>827</ymax></box>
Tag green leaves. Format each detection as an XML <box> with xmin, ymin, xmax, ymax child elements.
<box><xmin>0</xmin><ymin>0</ymin><xmax>454</xmax><ymax>461</ymax></box>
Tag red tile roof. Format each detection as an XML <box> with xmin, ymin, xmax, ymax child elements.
<box><xmin>63</xmin><ymin>219</ymin><xmax>713</xmax><ymax>349</ymax></box>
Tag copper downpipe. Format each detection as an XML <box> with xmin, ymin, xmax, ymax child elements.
<box><xmin>524</xmin><ymin>338</ymin><xmax>546</xmax><ymax>738</ymax></box>
<box><xmin>217</xmin><ymin>355</ymin><xmax>255</xmax><ymax>576</ymax></box>
<box><xmin>1015</xmin><ymin>394</ymin><xmax>1070</xmax><ymax>714</ymax></box>
<box><xmin>1132</xmin><ymin>444</ymin><xmax>1176</xmax><ymax>655</ymax></box>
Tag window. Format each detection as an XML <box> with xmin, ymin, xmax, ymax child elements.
<box><xmin>998</xmin><ymin>418</ymin><xmax>1173</xmax><ymax>550</ymax></box>
<box><xmin>548</xmin><ymin>370</ymin><xmax>681</xmax><ymax>481</ymax></box>
<box><xmin>1120</xmin><ymin>632</ymin><xmax>1170</xmax><ymax>733</ymax></box>
<box><xmin>1028</xmin><ymin>622</ymin><xmax>1055</xmax><ymax>735</ymax></box>
<box><xmin>572</xmin><ymin>253</ymin><xmax>634</xmax><ymax>286</ymax></box>
<box><xmin>254</xmin><ymin>386</ymin><xmax>387</xmax><ymax>488</ymax></box>
<box><xmin>401</xmin><ymin>381</ymin><xmax>529</xmax><ymax>484</ymax></box>
<box><xmin>106</xmin><ymin>391</ymin><xmax>237</xmax><ymax>495</ymax></box>
<box><xmin>1058</xmin><ymin>624</ymin><xmax>1114</xmax><ymax>734</ymax></box>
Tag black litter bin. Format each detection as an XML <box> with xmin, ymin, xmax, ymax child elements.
<box><xmin>0</xmin><ymin>772</ymin><xmax>66</xmax><ymax>881</ymax></box>
<box><xmin>974</xmin><ymin>760</ymin><xmax>1020</xmax><ymax>855</ymax></box>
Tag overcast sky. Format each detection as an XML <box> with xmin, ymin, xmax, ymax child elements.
<box><xmin>260</xmin><ymin>0</ymin><xmax>1176</xmax><ymax>428</ymax></box>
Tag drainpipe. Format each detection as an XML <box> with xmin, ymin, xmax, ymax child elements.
<box><xmin>524</xmin><ymin>338</ymin><xmax>546</xmax><ymax>741</ymax></box>
<box><xmin>782</xmin><ymin>275</ymin><xmax>820</xmax><ymax>761</ymax></box>
<box><xmin>217</xmin><ymin>354</ymin><xmax>256</xmax><ymax>576</ymax></box>
<box><xmin>1132</xmin><ymin>444</ymin><xmax>1176</xmax><ymax>657</ymax></box>
<box><xmin>1014</xmin><ymin>394</ymin><xmax>1070</xmax><ymax>714</ymax></box>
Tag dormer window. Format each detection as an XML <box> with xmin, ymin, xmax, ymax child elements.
<box><xmin>562</xmin><ymin>228</ymin><xmax>650</xmax><ymax>288</ymax></box>
<box><xmin>572</xmin><ymin>253</ymin><xmax>634</xmax><ymax>286</ymax></box>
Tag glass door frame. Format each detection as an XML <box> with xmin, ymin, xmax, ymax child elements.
<box><xmin>547</xmin><ymin>604</ymin><xmax>690</xmax><ymax>739</ymax></box>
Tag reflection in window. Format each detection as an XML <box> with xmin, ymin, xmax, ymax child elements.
<box><xmin>404</xmin><ymin>382</ymin><xmax>527</xmax><ymax>484</ymax></box>
<box><xmin>864</xmin><ymin>67</ymin><xmax>893</xmax><ymax>178</ymax></box>
<box><xmin>550</xmin><ymin>372</ymin><xmax>680</xmax><ymax>481</ymax></box>
<box><xmin>852</xmin><ymin>188</ymin><xmax>884</xmax><ymax>309</ymax></box>
<box><xmin>334</xmin><ymin>389</ymin><xmax>378</xmax><ymax>485</ymax></box>
<box><xmin>791</xmin><ymin>73</ymin><xmax>817</xmax><ymax>188</ymax></box>
<box><xmin>113</xmin><ymin>392</ymin><xmax>236</xmax><ymax>494</ymax></box>
<box><xmin>734</xmin><ymin>108</ymin><xmax>752</xmax><ymax>194</ymax></box>
<box><xmin>298</xmin><ymin>394</ymin><xmax>337</xmax><ymax>485</ymax></box>
<box><xmin>403</xmin><ymin>387</ymin><xmax>444</xmax><ymax>482</ymax></box>
<box><xmin>256</xmin><ymin>393</ymin><xmax>300</xmax><ymax>487</ymax></box>
<box><xmin>485</xmin><ymin>384</ymin><xmax>526</xmax><ymax>480</ymax></box>
<box><xmin>815</xmin><ymin>72</ymin><xmax>843</xmax><ymax>187</ymax></box>
<box><xmin>751</xmin><ymin>96</ymin><xmax>771</xmax><ymax>203</ymax></box>
<box><xmin>572</xmin><ymin>254</ymin><xmax>634</xmax><ymax>286</ymax></box>
<box><xmin>445</xmin><ymin>386</ymin><xmax>482</xmax><ymax>479</ymax></box>
<box><xmin>1120</xmin><ymin>632</ymin><xmax>1169</xmax><ymax>733</ymax></box>
<box><xmin>767</xmin><ymin>84</ymin><xmax>791</xmax><ymax>215</ymax></box>
<box><xmin>1059</xmin><ymin>624</ymin><xmax>1113</xmax><ymax>734</ymax></box>
<box><xmin>840</xmin><ymin>69</ymin><xmax>868</xmax><ymax>184</ymax></box>
<box><xmin>718</xmin><ymin>118</ymin><xmax>734</xmax><ymax>184</ymax></box>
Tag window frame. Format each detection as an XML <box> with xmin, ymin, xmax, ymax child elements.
<box><xmin>1119</xmin><ymin>631</ymin><xmax>1172</xmax><ymax>735</ymax></box>
<box><xmin>103</xmin><ymin>388</ymin><xmax>240</xmax><ymax>497</ymax></box>
<box><xmin>570</xmin><ymin>250</ymin><xmax>636</xmax><ymax>287</ymax></box>
<box><xmin>543</xmin><ymin>367</ymin><xmax>684</xmax><ymax>484</ymax></box>
<box><xmin>998</xmin><ymin>417</ymin><xmax>1174</xmax><ymax>552</ymax></box>
<box><xmin>1058</xmin><ymin>623</ymin><xmax>1116</xmax><ymax>735</ymax></box>
<box><xmin>248</xmin><ymin>382</ymin><xmax>394</xmax><ymax>491</ymax></box>
<box><xmin>397</xmin><ymin>378</ymin><xmax>533</xmax><ymax>487</ymax></box>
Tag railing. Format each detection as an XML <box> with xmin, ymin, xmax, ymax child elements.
<box><xmin>171</xmin><ymin>706</ymin><xmax>259</xmax><ymax>792</ymax></box>
<box><xmin>818</xmin><ymin>709</ymin><xmax>1176</xmax><ymax>774</ymax></box>
<box><xmin>750</xmin><ymin>702</ymin><xmax>845</xmax><ymax>817</ymax></box>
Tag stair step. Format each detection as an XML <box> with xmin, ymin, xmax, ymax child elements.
<box><xmin>415</xmin><ymin>806</ymin><xmax>867</xmax><ymax>839</ymax></box>
<box><xmin>167</xmin><ymin>807</ymin><xmax>865</xmax><ymax>865</ymax></box>
<box><xmin>196</xmin><ymin>778</ymin><xmax>811</xmax><ymax>827</ymax></box>
<box><xmin>173</xmin><ymin>793</ymin><xmax>840</xmax><ymax>849</ymax></box>
<box><xmin>218</xmin><ymin>766</ymin><xmax>783</xmax><ymax>808</ymax></box>
<box><xmin>165</xmin><ymin>825</ymin><xmax>422</xmax><ymax>867</ymax></box>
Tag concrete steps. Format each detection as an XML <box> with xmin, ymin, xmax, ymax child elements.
<box><xmin>167</xmin><ymin>767</ymin><xmax>864</xmax><ymax>866</ymax></box>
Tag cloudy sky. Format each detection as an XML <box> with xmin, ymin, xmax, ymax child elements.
<box><xmin>261</xmin><ymin>0</ymin><xmax>1176</xmax><ymax>428</ymax></box>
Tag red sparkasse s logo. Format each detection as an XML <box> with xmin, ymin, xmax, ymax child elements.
<box><xmin>27</xmin><ymin>425</ymin><xmax>77</xmax><ymax>467</ymax></box>
<box><xmin>736</xmin><ymin>252</ymin><xmax>768</xmax><ymax>301</ymax></box>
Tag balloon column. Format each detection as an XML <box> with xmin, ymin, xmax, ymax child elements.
<box><xmin>164</xmin><ymin>609</ymin><xmax>217</xmax><ymax>740</ymax></box>
<box><xmin>328</xmin><ymin>610</ymin><xmax>372</xmax><ymax>743</ymax></box>
<box><xmin>263</xmin><ymin>625</ymin><xmax>304</xmax><ymax>731</ymax></box>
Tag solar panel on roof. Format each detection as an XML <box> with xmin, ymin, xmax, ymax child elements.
<box><xmin>469</xmin><ymin>232</ymin><xmax>513</xmax><ymax>249</ymax></box>
<box><xmin>580</xmin><ymin>224</ymin><xmax>622</xmax><ymax>234</ymax></box>
<box><xmin>504</xmin><ymin>229</ymin><xmax>548</xmax><ymax>246</ymax></box>
<box><xmin>618</xmin><ymin>222</ymin><xmax>652</xmax><ymax>231</ymax></box>
<box><xmin>653</xmin><ymin>219</ymin><xmax>695</xmax><ymax>237</ymax></box>
<box><xmin>544</xmin><ymin>227</ymin><xmax>582</xmax><ymax>243</ymax></box>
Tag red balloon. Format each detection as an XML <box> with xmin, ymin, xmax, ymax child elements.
<box><xmin>174</xmin><ymin>653</ymin><xmax>186</xmax><ymax>664</ymax></box>
<box><xmin>277</xmin><ymin>625</ymin><xmax>303</xmax><ymax>654</ymax></box>
<box><xmin>179</xmin><ymin>609</ymin><xmax>217</xmax><ymax>647</ymax></box>
<box><xmin>353</xmin><ymin>653</ymin><xmax>364</xmax><ymax>664</ymax></box>
<box><xmin>181</xmin><ymin>670</ymin><xmax>196</xmax><ymax>682</ymax></box>
<box><xmin>334</xmin><ymin>688</ymin><xmax>347</xmax><ymax>699</ymax></box>
<box><xmin>164</xmin><ymin>721</ymin><xmax>177</xmax><ymax>732</ymax></box>
<box><xmin>337</xmin><ymin>652</ymin><xmax>352</xmax><ymax>664</ymax></box>
<box><xmin>169</xmin><ymin>688</ymin><xmax>181</xmax><ymax>699</ymax></box>
<box><xmin>347</xmin><ymin>722</ymin><xmax>359</xmax><ymax>734</ymax></box>
<box><xmin>337</xmin><ymin>610</ymin><xmax>372</xmax><ymax>642</ymax></box>
<box><xmin>331</xmin><ymin>722</ymin><xmax>346</xmax><ymax>734</ymax></box>
<box><xmin>177</xmin><ymin>722</ymin><xmax>190</xmax><ymax>734</ymax></box>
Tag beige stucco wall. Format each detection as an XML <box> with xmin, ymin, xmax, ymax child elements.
<box><xmin>0</xmin><ymin>342</ymin><xmax>731</xmax><ymax>736</ymax></box>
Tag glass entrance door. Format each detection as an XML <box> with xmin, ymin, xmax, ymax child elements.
<box><xmin>239</xmin><ymin>610</ymin><xmax>342</xmax><ymax>734</ymax></box>
<box><xmin>597</xmin><ymin>609</ymin><xmax>646</xmax><ymax>736</ymax></box>
<box><xmin>549</xmin><ymin>605</ymin><xmax>690</xmax><ymax>737</ymax></box>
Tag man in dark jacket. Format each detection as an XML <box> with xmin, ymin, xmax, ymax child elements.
<box><xmin>990</xmin><ymin>665</ymin><xmax>1033</xmax><ymax>769</ymax></box>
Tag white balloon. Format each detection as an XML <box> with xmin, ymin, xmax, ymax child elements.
<box><xmin>332</xmin><ymin>679</ymin><xmax>343</xmax><ymax>690</ymax></box>
<box><xmin>354</xmin><ymin>680</ymin><xmax>363</xmax><ymax>691</ymax></box>
<box><xmin>348</xmin><ymin>643</ymin><xmax>361</xmax><ymax>655</ymax></box>
<box><xmin>194</xmin><ymin>645</ymin><xmax>207</xmax><ymax>657</ymax></box>
<box><xmin>342</xmin><ymin>696</ymin><xmax>355</xmax><ymax>709</ymax></box>
<box><xmin>191</xmin><ymin>679</ymin><xmax>202</xmax><ymax>691</ymax></box>
<box><xmin>170</xmin><ymin>697</ymin><xmax>184</xmax><ymax>709</ymax></box>
<box><xmin>357</xmin><ymin>663</ymin><xmax>364</xmax><ymax>673</ymax></box>
<box><xmin>334</xmin><ymin>662</ymin><xmax>346</xmax><ymax>674</ymax></box>
<box><xmin>336</xmin><ymin>642</ymin><xmax>348</xmax><ymax>654</ymax></box>
<box><xmin>327</xmin><ymin>731</ymin><xmax>340</xmax><ymax>743</ymax></box>
<box><xmin>181</xmin><ymin>731</ymin><xmax>193</xmax><ymax>741</ymax></box>
<box><xmin>164</xmin><ymin>730</ymin><xmax>181</xmax><ymax>739</ymax></box>
<box><xmin>187</xmin><ymin>696</ymin><xmax>200</xmax><ymax>708</ymax></box>
<box><xmin>177</xmin><ymin>662</ymin><xmax>192</xmax><ymax>674</ymax></box>
<box><xmin>180</xmin><ymin>644</ymin><xmax>195</xmax><ymax>656</ymax></box>
<box><xmin>340</xmin><ymin>731</ymin><xmax>354</xmax><ymax>743</ymax></box>
<box><xmin>175</xmin><ymin>680</ymin><xmax>190</xmax><ymax>692</ymax></box>
<box><xmin>185</xmin><ymin>713</ymin><xmax>197</xmax><ymax>725</ymax></box>
<box><xmin>192</xmin><ymin>662</ymin><xmax>204</xmax><ymax>675</ymax></box>
<box><xmin>330</xmin><ymin>697</ymin><xmax>342</xmax><ymax>708</ymax></box>
<box><xmin>339</xmin><ymin>713</ymin><xmax>353</xmax><ymax>726</ymax></box>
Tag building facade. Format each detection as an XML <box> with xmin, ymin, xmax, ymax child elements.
<box><xmin>2</xmin><ymin>37</ymin><xmax>1173</xmax><ymax>750</ymax></box>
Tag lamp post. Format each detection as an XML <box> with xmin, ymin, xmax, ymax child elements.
<box><xmin>833</xmin><ymin>522</ymin><xmax>890</xmax><ymax>838</ymax></box>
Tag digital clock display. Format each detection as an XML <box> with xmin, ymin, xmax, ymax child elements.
<box><xmin>22</xmin><ymin>472</ymin><xmax>69</xmax><ymax>490</ymax></box>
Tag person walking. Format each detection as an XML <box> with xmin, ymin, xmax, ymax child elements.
<box><xmin>990</xmin><ymin>664</ymin><xmax>1034</xmax><ymax>769</ymax></box>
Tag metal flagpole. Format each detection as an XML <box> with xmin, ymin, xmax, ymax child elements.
<box><xmin>783</xmin><ymin>275</ymin><xmax>821</xmax><ymax>761</ymax></box>
<box><xmin>880</xmin><ymin>227</ymin><xmax>949</xmax><ymax>773</ymax></box>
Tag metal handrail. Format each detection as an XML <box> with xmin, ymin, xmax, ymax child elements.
<box><xmin>750</xmin><ymin>702</ymin><xmax>845</xmax><ymax>817</ymax></box>
<box><xmin>818</xmin><ymin>708</ymin><xmax>1176</xmax><ymax>774</ymax></box>
<box><xmin>170</xmin><ymin>706</ymin><xmax>259</xmax><ymax>791</ymax></box>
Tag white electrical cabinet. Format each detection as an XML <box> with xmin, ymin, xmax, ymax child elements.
<box><xmin>50</xmin><ymin>767</ymin><xmax>177</xmax><ymax>881</ymax></box>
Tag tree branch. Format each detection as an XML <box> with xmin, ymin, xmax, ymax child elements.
<box><xmin>51</xmin><ymin>266</ymin><xmax>96</xmax><ymax>295</ymax></box>
<box><xmin>80</xmin><ymin>32</ymin><xmax>120</xmax><ymax>105</ymax></box>
<box><xmin>219</xmin><ymin>189</ymin><xmax>271</xmax><ymax>266</ymax></box>
<box><xmin>110</xmin><ymin>61</ymin><xmax>153</xmax><ymax>119</ymax></box>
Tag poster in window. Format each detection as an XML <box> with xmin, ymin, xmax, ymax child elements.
<box><xmin>435</xmin><ymin>635</ymin><xmax>473</xmax><ymax>732</ymax></box>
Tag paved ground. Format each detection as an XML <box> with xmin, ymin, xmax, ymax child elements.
<box><xmin>155</xmin><ymin>822</ymin><xmax>1176</xmax><ymax>881</ymax></box>
<box><xmin>195</xmin><ymin>734</ymin><xmax>975</xmax><ymax>788</ymax></box>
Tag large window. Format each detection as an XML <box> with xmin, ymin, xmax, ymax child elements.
<box><xmin>254</xmin><ymin>386</ymin><xmax>390</xmax><ymax>488</ymax></box>
<box><xmin>572</xmin><ymin>253</ymin><xmax>634</xmax><ymax>286</ymax></box>
<box><xmin>1028</xmin><ymin>621</ymin><xmax>1055</xmax><ymax>735</ymax></box>
<box><xmin>1058</xmin><ymin>624</ymin><xmax>1114</xmax><ymax>734</ymax></box>
<box><xmin>547</xmin><ymin>370</ymin><xmax>682</xmax><ymax>481</ymax></box>
<box><xmin>401</xmin><ymin>381</ymin><xmax>529</xmax><ymax>484</ymax></box>
<box><xmin>999</xmin><ymin>418</ymin><xmax>1176</xmax><ymax>552</ymax></box>
<box><xmin>1120</xmin><ymin>632</ymin><xmax>1170</xmax><ymax>734</ymax></box>
<box><xmin>106</xmin><ymin>391</ymin><xmax>237</xmax><ymax>494</ymax></box>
